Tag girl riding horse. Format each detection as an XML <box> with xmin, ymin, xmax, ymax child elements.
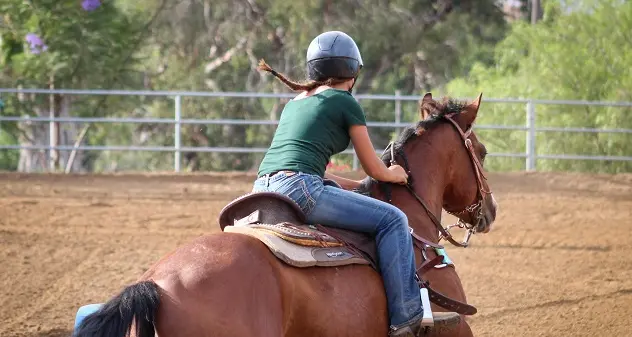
<box><xmin>253</xmin><ymin>30</ymin><xmax>461</xmax><ymax>337</ymax></box>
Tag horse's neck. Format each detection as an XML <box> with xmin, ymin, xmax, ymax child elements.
<box><xmin>368</xmin><ymin>145</ymin><xmax>448</xmax><ymax>244</ymax></box>
<box><xmin>369</xmin><ymin>177</ymin><xmax>446</xmax><ymax>244</ymax></box>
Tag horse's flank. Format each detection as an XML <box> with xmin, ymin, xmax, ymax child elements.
<box><xmin>143</xmin><ymin>232</ymin><xmax>389</xmax><ymax>337</ymax></box>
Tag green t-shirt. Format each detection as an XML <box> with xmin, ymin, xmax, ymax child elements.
<box><xmin>258</xmin><ymin>88</ymin><xmax>367</xmax><ymax>178</ymax></box>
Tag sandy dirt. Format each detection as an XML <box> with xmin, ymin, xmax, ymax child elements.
<box><xmin>1</xmin><ymin>171</ymin><xmax>631</xmax><ymax>337</ymax></box>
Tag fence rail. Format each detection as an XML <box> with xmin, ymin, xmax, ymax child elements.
<box><xmin>1</xmin><ymin>88</ymin><xmax>631</xmax><ymax>172</ymax></box>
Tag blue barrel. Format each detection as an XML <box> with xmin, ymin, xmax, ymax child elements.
<box><xmin>73</xmin><ymin>303</ymin><xmax>104</xmax><ymax>331</ymax></box>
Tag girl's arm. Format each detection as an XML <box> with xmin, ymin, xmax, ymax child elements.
<box><xmin>349</xmin><ymin>125</ymin><xmax>408</xmax><ymax>184</ymax></box>
<box><xmin>324</xmin><ymin>171</ymin><xmax>362</xmax><ymax>190</ymax></box>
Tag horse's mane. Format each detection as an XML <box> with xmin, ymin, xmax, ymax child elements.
<box><xmin>354</xmin><ymin>96</ymin><xmax>469</xmax><ymax>194</ymax></box>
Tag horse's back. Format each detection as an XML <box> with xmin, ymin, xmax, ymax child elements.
<box><xmin>138</xmin><ymin>231</ymin><xmax>389</xmax><ymax>337</ymax></box>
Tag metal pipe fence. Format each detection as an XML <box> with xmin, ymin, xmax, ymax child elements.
<box><xmin>1</xmin><ymin>88</ymin><xmax>631</xmax><ymax>172</ymax></box>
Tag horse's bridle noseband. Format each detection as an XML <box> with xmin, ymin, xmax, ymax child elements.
<box><xmin>385</xmin><ymin>114</ymin><xmax>492</xmax><ymax>248</ymax></box>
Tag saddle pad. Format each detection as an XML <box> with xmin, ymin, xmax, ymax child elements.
<box><xmin>247</xmin><ymin>223</ymin><xmax>344</xmax><ymax>247</ymax></box>
<box><xmin>225</xmin><ymin>226</ymin><xmax>370</xmax><ymax>268</ymax></box>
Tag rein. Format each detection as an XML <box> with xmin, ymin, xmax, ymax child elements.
<box><xmin>382</xmin><ymin>114</ymin><xmax>491</xmax><ymax>248</ymax></box>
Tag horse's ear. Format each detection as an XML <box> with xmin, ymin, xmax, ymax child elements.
<box><xmin>420</xmin><ymin>92</ymin><xmax>433</xmax><ymax>119</ymax></box>
<box><xmin>469</xmin><ymin>93</ymin><xmax>483</xmax><ymax>112</ymax></box>
<box><xmin>463</xmin><ymin>93</ymin><xmax>483</xmax><ymax>125</ymax></box>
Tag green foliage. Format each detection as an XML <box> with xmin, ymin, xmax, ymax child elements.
<box><xmin>442</xmin><ymin>0</ymin><xmax>632</xmax><ymax>173</ymax></box>
<box><xmin>4</xmin><ymin>0</ymin><xmax>630</xmax><ymax>174</ymax></box>
<box><xmin>0</xmin><ymin>0</ymin><xmax>144</xmax><ymax>88</ymax></box>
<box><xmin>81</xmin><ymin>0</ymin><xmax>508</xmax><ymax>172</ymax></box>
<box><xmin>18</xmin><ymin>1</ymin><xmax>619</xmax><ymax>173</ymax></box>
<box><xmin>0</xmin><ymin>0</ymin><xmax>160</xmax><ymax>172</ymax></box>
<box><xmin>0</xmin><ymin>129</ymin><xmax>19</xmax><ymax>171</ymax></box>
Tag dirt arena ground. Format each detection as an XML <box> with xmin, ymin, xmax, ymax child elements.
<box><xmin>1</xmin><ymin>171</ymin><xmax>631</xmax><ymax>337</ymax></box>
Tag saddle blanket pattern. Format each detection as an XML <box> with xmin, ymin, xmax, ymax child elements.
<box><xmin>225</xmin><ymin>226</ymin><xmax>371</xmax><ymax>268</ymax></box>
<box><xmin>248</xmin><ymin>222</ymin><xmax>344</xmax><ymax>247</ymax></box>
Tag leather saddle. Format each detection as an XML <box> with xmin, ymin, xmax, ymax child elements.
<box><xmin>218</xmin><ymin>191</ymin><xmax>378</xmax><ymax>268</ymax></box>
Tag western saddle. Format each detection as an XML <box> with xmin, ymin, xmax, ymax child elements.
<box><xmin>219</xmin><ymin>191</ymin><xmax>378</xmax><ymax>268</ymax></box>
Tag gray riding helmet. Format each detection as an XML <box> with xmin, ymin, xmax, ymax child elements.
<box><xmin>306</xmin><ymin>31</ymin><xmax>363</xmax><ymax>81</ymax></box>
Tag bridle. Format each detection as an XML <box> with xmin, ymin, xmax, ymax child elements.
<box><xmin>383</xmin><ymin>114</ymin><xmax>492</xmax><ymax>248</ymax></box>
<box><xmin>368</xmin><ymin>113</ymin><xmax>494</xmax><ymax>318</ymax></box>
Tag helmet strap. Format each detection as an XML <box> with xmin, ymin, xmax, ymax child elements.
<box><xmin>348</xmin><ymin>77</ymin><xmax>357</xmax><ymax>94</ymax></box>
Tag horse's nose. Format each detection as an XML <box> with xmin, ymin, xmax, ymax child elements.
<box><xmin>480</xmin><ymin>193</ymin><xmax>498</xmax><ymax>233</ymax></box>
<box><xmin>489</xmin><ymin>193</ymin><xmax>498</xmax><ymax>220</ymax></box>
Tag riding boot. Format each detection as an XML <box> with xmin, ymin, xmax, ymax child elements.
<box><xmin>388</xmin><ymin>312</ymin><xmax>461</xmax><ymax>337</ymax></box>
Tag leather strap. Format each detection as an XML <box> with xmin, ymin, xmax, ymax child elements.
<box><xmin>423</xmin><ymin>281</ymin><xmax>478</xmax><ymax>315</ymax></box>
<box><xmin>406</xmin><ymin>184</ymin><xmax>469</xmax><ymax>248</ymax></box>
<box><xmin>417</xmin><ymin>254</ymin><xmax>444</xmax><ymax>275</ymax></box>
<box><xmin>412</xmin><ymin>246</ymin><xmax>477</xmax><ymax>315</ymax></box>
<box><xmin>386</xmin><ymin>143</ymin><xmax>471</xmax><ymax>248</ymax></box>
<box><xmin>411</xmin><ymin>231</ymin><xmax>443</xmax><ymax>249</ymax></box>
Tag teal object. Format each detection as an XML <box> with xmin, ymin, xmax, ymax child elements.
<box><xmin>74</xmin><ymin>303</ymin><xmax>103</xmax><ymax>331</ymax></box>
<box><xmin>435</xmin><ymin>248</ymin><xmax>454</xmax><ymax>266</ymax></box>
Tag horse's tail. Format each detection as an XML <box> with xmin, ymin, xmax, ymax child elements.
<box><xmin>73</xmin><ymin>280</ymin><xmax>160</xmax><ymax>337</ymax></box>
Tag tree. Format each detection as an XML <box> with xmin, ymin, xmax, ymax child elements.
<box><xmin>0</xmin><ymin>0</ymin><xmax>159</xmax><ymax>172</ymax></box>
<box><xmin>1</xmin><ymin>0</ymin><xmax>510</xmax><ymax>173</ymax></box>
<box><xmin>124</xmin><ymin>0</ymin><xmax>509</xmax><ymax>172</ymax></box>
<box><xmin>442</xmin><ymin>0</ymin><xmax>632</xmax><ymax>173</ymax></box>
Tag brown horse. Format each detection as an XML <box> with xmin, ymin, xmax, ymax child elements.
<box><xmin>72</xmin><ymin>92</ymin><xmax>497</xmax><ymax>337</ymax></box>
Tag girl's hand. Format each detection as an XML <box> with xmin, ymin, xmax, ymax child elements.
<box><xmin>387</xmin><ymin>165</ymin><xmax>408</xmax><ymax>185</ymax></box>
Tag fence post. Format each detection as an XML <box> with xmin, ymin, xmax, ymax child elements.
<box><xmin>49</xmin><ymin>78</ymin><xmax>58</xmax><ymax>172</ymax></box>
<box><xmin>49</xmin><ymin>93</ymin><xmax>55</xmax><ymax>171</ymax></box>
<box><xmin>174</xmin><ymin>95</ymin><xmax>182</xmax><ymax>173</ymax></box>
<box><xmin>395</xmin><ymin>90</ymin><xmax>402</xmax><ymax>137</ymax></box>
<box><xmin>525</xmin><ymin>101</ymin><xmax>536</xmax><ymax>171</ymax></box>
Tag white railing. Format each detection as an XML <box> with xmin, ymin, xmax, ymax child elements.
<box><xmin>1</xmin><ymin>88</ymin><xmax>631</xmax><ymax>172</ymax></box>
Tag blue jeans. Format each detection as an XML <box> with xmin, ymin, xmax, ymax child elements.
<box><xmin>252</xmin><ymin>171</ymin><xmax>424</xmax><ymax>328</ymax></box>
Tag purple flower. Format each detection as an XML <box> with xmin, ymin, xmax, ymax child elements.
<box><xmin>25</xmin><ymin>33</ymin><xmax>48</xmax><ymax>54</ymax></box>
<box><xmin>25</xmin><ymin>33</ymin><xmax>42</xmax><ymax>45</ymax></box>
<box><xmin>81</xmin><ymin>0</ymin><xmax>101</xmax><ymax>11</ymax></box>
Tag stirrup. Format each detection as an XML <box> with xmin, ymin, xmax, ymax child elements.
<box><xmin>388</xmin><ymin>288</ymin><xmax>461</xmax><ymax>337</ymax></box>
<box><xmin>389</xmin><ymin>312</ymin><xmax>461</xmax><ymax>337</ymax></box>
<box><xmin>419</xmin><ymin>288</ymin><xmax>433</xmax><ymax>325</ymax></box>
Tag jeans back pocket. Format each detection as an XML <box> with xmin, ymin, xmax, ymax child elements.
<box><xmin>267</xmin><ymin>174</ymin><xmax>317</xmax><ymax>216</ymax></box>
